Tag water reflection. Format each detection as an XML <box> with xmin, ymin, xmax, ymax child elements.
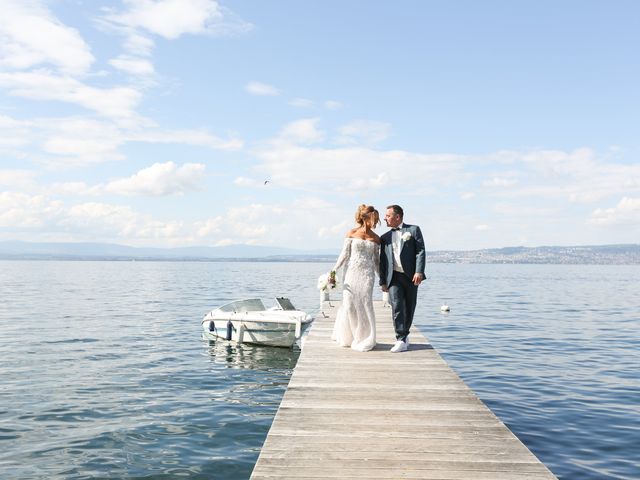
<box><xmin>203</xmin><ymin>338</ymin><xmax>300</xmax><ymax>372</ymax></box>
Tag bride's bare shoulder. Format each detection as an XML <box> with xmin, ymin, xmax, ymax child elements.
<box><xmin>345</xmin><ymin>228</ymin><xmax>360</xmax><ymax>238</ymax></box>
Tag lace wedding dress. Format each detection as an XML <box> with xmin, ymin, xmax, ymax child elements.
<box><xmin>331</xmin><ymin>238</ymin><xmax>380</xmax><ymax>352</ymax></box>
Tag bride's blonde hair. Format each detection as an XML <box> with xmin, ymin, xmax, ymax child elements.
<box><xmin>355</xmin><ymin>204</ymin><xmax>380</xmax><ymax>229</ymax></box>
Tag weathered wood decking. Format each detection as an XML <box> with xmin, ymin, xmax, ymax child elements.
<box><xmin>250</xmin><ymin>300</ymin><xmax>557</xmax><ymax>479</ymax></box>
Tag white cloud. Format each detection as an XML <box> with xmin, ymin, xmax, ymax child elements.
<box><xmin>193</xmin><ymin>203</ymin><xmax>278</xmax><ymax>244</ymax></box>
<box><xmin>521</xmin><ymin>147</ymin><xmax>598</xmax><ymax>178</ymax></box>
<box><xmin>194</xmin><ymin>216</ymin><xmax>223</xmax><ymax>237</ymax></box>
<box><xmin>289</xmin><ymin>97</ymin><xmax>314</xmax><ymax>108</ymax></box>
<box><xmin>324</xmin><ymin>100</ymin><xmax>342</xmax><ymax>110</ymax></box>
<box><xmin>0</xmin><ymin>71</ymin><xmax>142</xmax><ymax>121</ymax></box>
<box><xmin>246</xmin><ymin>81</ymin><xmax>280</xmax><ymax>96</ymax></box>
<box><xmin>475</xmin><ymin>224</ymin><xmax>489</xmax><ymax>231</ymax></box>
<box><xmin>1</xmin><ymin>114</ymin><xmax>242</xmax><ymax>168</ymax></box>
<box><xmin>129</xmin><ymin>128</ymin><xmax>243</xmax><ymax>150</ymax></box>
<box><xmin>50</xmin><ymin>182</ymin><xmax>100</xmax><ymax>196</ymax></box>
<box><xmin>0</xmin><ymin>191</ymin><xmax>64</xmax><ymax>228</ymax></box>
<box><xmin>346</xmin><ymin>172</ymin><xmax>389</xmax><ymax>190</ymax></box>
<box><xmin>0</xmin><ymin>0</ymin><xmax>94</xmax><ymax>75</ymax></box>
<box><xmin>121</xmin><ymin>32</ymin><xmax>156</xmax><ymax>56</ymax></box>
<box><xmin>0</xmin><ymin>169</ymin><xmax>37</xmax><ymax>189</ymax></box>
<box><xmin>0</xmin><ymin>114</ymin><xmax>33</xmax><ymax>152</ymax></box>
<box><xmin>23</xmin><ymin>163</ymin><xmax>204</xmax><ymax>198</ymax></box>
<box><xmin>233</xmin><ymin>176</ymin><xmax>263</xmax><ymax>187</ymax></box>
<box><xmin>0</xmin><ymin>114</ymin><xmax>30</xmax><ymax>129</ymax></box>
<box><xmin>248</xmin><ymin>118</ymin><xmax>468</xmax><ymax>193</ymax></box>
<box><xmin>491</xmin><ymin>203</ymin><xmax>558</xmax><ymax>217</ymax></box>
<box><xmin>481</xmin><ymin>149</ymin><xmax>640</xmax><ymax>204</ymax></box>
<box><xmin>277</xmin><ymin>118</ymin><xmax>324</xmax><ymax>145</ymax></box>
<box><xmin>193</xmin><ymin>200</ymin><xmax>330</xmax><ymax>245</ymax></box>
<box><xmin>338</xmin><ymin>120</ymin><xmax>391</xmax><ymax>145</ymax></box>
<box><xmin>293</xmin><ymin>197</ymin><xmax>334</xmax><ymax>210</ymax></box>
<box><xmin>42</xmin><ymin>118</ymin><xmax>125</xmax><ymax>164</ymax></box>
<box><xmin>565</xmin><ymin>164</ymin><xmax>640</xmax><ymax>203</ymax></box>
<box><xmin>589</xmin><ymin>197</ymin><xmax>640</xmax><ymax>226</ymax></box>
<box><xmin>318</xmin><ymin>220</ymin><xmax>350</xmax><ymax>239</ymax></box>
<box><xmin>43</xmin><ymin>136</ymin><xmax>124</xmax><ymax>163</ymax></box>
<box><xmin>109</xmin><ymin>55</ymin><xmax>155</xmax><ymax>75</ymax></box>
<box><xmin>483</xmin><ymin>176</ymin><xmax>518</xmax><ymax>187</ymax></box>
<box><xmin>104</xmin><ymin>0</ymin><xmax>251</xmax><ymax>40</ymax></box>
<box><xmin>214</xmin><ymin>237</ymin><xmax>234</xmax><ymax>246</ymax></box>
<box><xmin>191</xmin><ymin>197</ymin><xmax>348</xmax><ymax>247</ymax></box>
<box><xmin>0</xmin><ymin>1</ymin><xmax>246</xmax><ymax>174</ymax></box>
<box><xmin>97</xmin><ymin>0</ymin><xmax>251</xmax><ymax>90</ymax></box>
<box><xmin>105</xmin><ymin>161</ymin><xmax>206</xmax><ymax>196</ymax></box>
<box><xmin>254</xmin><ymin>142</ymin><xmax>464</xmax><ymax>191</ymax></box>
<box><xmin>0</xmin><ymin>191</ymin><xmax>186</xmax><ymax>243</ymax></box>
<box><xmin>62</xmin><ymin>201</ymin><xmax>183</xmax><ymax>240</ymax></box>
<box><xmin>250</xmin><ymin>125</ymin><xmax>640</xmax><ymax>217</ymax></box>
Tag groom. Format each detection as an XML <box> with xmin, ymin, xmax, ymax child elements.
<box><xmin>379</xmin><ymin>205</ymin><xmax>426</xmax><ymax>353</ymax></box>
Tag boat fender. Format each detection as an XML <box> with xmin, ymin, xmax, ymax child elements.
<box><xmin>226</xmin><ymin>320</ymin><xmax>233</xmax><ymax>341</ymax></box>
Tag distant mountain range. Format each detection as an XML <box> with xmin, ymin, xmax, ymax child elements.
<box><xmin>0</xmin><ymin>241</ymin><xmax>336</xmax><ymax>261</ymax></box>
<box><xmin>428</xmin><ymin>244</ymin><xmax>640</xmax><ymax>265</ymax></box>
<box><xmin>0</xmin><ymin>241</ymin><xmax>639</xmax><ymax>264</ymax></box>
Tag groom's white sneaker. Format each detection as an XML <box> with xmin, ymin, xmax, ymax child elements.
<box><xmin>390</xmin><ymin>340</ymin><xmax>408</xmax><ymax>353</ymax></box>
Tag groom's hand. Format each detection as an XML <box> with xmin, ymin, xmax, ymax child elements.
<box><xmin>412</xmin><ymin>273</ymin><xmax>424</xmax><ymax>286</ymax></box>
<box><xmin>381</xmin><ymin>284</ymin><xmax>388</xmax><ymax>292</ymax></box>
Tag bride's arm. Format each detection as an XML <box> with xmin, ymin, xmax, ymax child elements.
<box><xmin>374</xmin><ymin>243</ymin><xmax>380</xmax><ymax>275</ymax></box>
<box><xmin>333</xmin><ymin>238</ymin><xmax>352</xmax><ymax>272</ymax></box>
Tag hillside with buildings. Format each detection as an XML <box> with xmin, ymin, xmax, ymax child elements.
<box><xmin>2</xmin><ymin>242</ymin><xmax>638</xmax><ymax>264</ymax></box>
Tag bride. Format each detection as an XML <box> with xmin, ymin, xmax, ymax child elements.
<box><xmin>331</xmin><ymin>204</ymin><xmax>381</xmax><ymax>352</ymax></box>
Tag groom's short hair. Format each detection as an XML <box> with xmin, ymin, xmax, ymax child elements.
<box><xmin>387</xmin><ymin>204</ymin><xmax>404</xmax><ymax>218</ymax></box>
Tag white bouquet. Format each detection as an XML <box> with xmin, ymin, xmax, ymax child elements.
<box><xmin>317</xmin><ymin>270</ymin><xmax>337</xmax><ymax>291</ymax></box>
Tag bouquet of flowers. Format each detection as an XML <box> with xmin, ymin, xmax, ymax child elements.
<box><xmin>317</xmin><ymin>270</ymin><xmax>337</xmax><ymax>291</ymax></box>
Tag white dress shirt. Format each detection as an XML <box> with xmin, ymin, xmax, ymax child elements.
<box><xmin>392</xmin><ymin>223</ymin><xmax>404</xmax><ymax>273</ymax></box>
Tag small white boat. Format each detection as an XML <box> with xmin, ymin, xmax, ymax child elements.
<box><xmin>201</xmin><ymin>297</ymin><xmax>314</xmax><ymax>348</ymax></box>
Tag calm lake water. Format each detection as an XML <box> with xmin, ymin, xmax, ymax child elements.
<box><xmin>0</xmin><ymin>261</ymin><xmax>638</xmax><ymax>479</ymax></box>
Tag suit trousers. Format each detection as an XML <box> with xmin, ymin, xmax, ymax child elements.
<box><xmin>389</xmin><ymin>270</ymin><xmax>418</xmax><ymax>341</ymax></box>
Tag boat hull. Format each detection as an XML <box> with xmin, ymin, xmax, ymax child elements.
<box><xmin>201</xmin><ymin>298</ymin><xmax>314</xmax><ymax>348</ymax></box>
<box><xmin>202</xmin><ymin>309</ymin><xmax>314</xmax><ymax>347</ymax></box>
<box><xmin>202</xmin><ymin>318</ymin><xmax>310</xmax><ymax>347</ymax></box>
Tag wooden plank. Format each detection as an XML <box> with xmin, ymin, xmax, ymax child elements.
<box><xmin>250</xmin><ymin>300</ymin><xmax>557</xmax><ymax>479</ymax></box>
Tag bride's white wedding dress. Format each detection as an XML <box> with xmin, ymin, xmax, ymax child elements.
<box><xmin>331</xmin><ymin>237</ymin><xmax>380</xmax><ymax>352</ymax></box>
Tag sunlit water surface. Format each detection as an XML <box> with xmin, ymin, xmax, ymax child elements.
<box><xmin>1</xmin><ymin>261</ymin><xmax>638</xmax><ymax>479</ymax></box>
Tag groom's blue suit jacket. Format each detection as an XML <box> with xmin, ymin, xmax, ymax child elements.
<box><xmin>379</xmin><ymin>223</ymin><xmax>426</xmax><ymax>287</ymax></box>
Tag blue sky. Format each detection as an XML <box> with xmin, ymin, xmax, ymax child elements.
<box><xmin>1</xmin><ymin>0</ymin><xmax>639</xmax><ymax>251</ymax></box>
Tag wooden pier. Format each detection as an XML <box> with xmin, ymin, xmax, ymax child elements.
<box><xmin>250</xmin><ymin>300</ymin><xmax>557</xmax><ymax>479</ymax></box>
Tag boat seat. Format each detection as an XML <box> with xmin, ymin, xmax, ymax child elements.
<box><xmin>275</xmin><ymin>297</ymin><xmax>296</xmax><ymax>311</ymax></box>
